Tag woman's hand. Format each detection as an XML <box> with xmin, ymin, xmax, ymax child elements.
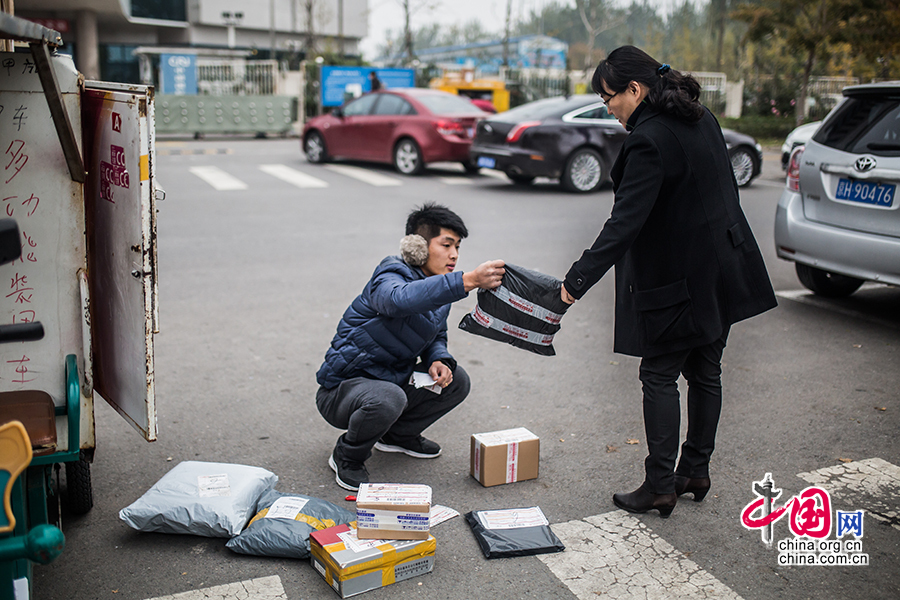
<box><xmin>463</xmin><ymin>260</ymin><xmax>506</xmax><ymax>292</ymax></box>
<box><xmin>429</xmin><ymin>361</ymin><xmax>453</xmax><ymax>388</ymax></box>
<box><xmin>561</xmin><ymin>284</ymin><xmax>576</xmax><ymax>305</ymax></box>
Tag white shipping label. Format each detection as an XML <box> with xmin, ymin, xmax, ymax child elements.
<box><xmin>478</xmin><ymin>506</ymin><xmax>549</xmax><ymax>530</ymax></box>
<box><xmin>313</xmin><ymin>558</ymin><xmax>326</xmax><ymax>577</ymax></box>
<box><xmin>506</xmin><ymin>441</ymin><xmax>519</xmax><ymax>484</ymax></box>
<box><xmin>338</xmin><ymin>529</ymin><xmax>387</xmax><ymax>553</ymax></box>
<box><xmin>473</xmin><ymin>428</ymin><xmax>538</xmax><ymax>447</ymax></box>
<box><xmin>357</xmin><ymin>508</ymin><xmax>431</xmax><ymax>531</ymax></box>
<box><xmin>357</xmin><ymin>483</ymin><xmax>432</xmax><ymax>505</ymax></box>
<box><xmin>429</xmin><ymin>505</ymin><xmax>460</xmax><ymax>527</ymax></box>
<box><xmin>197</xmin><ymin>474</ymin><xmax>231</xmax><ymax>497</ymax></box>
<box><xmin>264</xmin><ymin>497</ymin><xmax>310</xmax><ymax>520</ymax></box>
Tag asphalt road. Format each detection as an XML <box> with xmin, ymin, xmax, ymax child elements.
<box><xmin>35</xmin><ymin>138</ymin><xmax>899</xmax><ymax>600</ymax></box>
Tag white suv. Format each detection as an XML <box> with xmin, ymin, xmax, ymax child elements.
<box><xmin>775</xmin><ymin>82</ymin><xmax>900</xmax><ymax>296</ymax></box>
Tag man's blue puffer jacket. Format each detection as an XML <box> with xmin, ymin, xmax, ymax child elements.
<box><xmin>316</xmin><ymin>256</ymin><xmax>468</xmax><ymax>389</ymax></box>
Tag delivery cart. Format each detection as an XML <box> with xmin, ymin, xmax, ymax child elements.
<box><xmin>0</xmin><ymin>14</ymin><xmax>160</xmax><ymax>600</ymax></box>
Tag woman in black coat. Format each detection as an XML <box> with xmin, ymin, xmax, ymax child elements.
<box><xmin>560</xmin><ymin>46</ymin><xmax>777</xmax><ymax>517</ymax></box>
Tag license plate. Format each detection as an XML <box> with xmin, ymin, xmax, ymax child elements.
<box><xmin>467</xmin><ymin>127</ymin><xmax>474</xmax><ymax>138</ymax></box>
<box><xmin>835</xmin><ymin>178</ymin><xmax>895</xmax><ymax>207</ymax></box>
<box><xmin>477</xmin><ymin>156</ymin><xmax>496</xmax><ymax>169</ymax></box>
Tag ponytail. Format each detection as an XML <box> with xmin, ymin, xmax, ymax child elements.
<box><xmin>593</xmin><ymin>46</ymin><xmax>704</xmax><ymax>123</ymax></box>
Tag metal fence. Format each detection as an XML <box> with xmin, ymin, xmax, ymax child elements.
<box><xmin>503</xmin><ymin>67</ymin><xmax>569</xmax><ymax>106</ymax></box>
<box><xmin>196</xmin><ymin>59</ymin><xmax>279</xmax><ymax>96</ymax></box>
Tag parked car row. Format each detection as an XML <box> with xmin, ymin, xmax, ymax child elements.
<box><xmin>302</xmin><ymin>89</ymin><xmax>763</xmax><ymax>192</ymax></box>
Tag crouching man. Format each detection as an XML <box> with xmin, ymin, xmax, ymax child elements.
<box><xmin>316</xmin><ymin>203</ymin><xmax>505</xmax><ymax>491</ymax></box>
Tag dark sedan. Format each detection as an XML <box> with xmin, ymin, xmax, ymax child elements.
<box><xmin>302</xmin><ymin>88</ymin><xmax>487</xmax><ymax>175</ymax></box>
<box><xmin>470</xmin><ymin>95</ymin><xmax>763</xmax><ymax>192</ymax></box>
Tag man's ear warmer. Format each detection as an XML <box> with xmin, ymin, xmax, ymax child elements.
<box><xmin>400</xmin><ymin>234</ymin><xmax>429</xmax><ymax>266</ymax></box>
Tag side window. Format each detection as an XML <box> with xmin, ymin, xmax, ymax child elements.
<box><xmin>572</xmin><ymin>106</ymin><xmax>616</xmax><ymax>121</ymax></box>
<box><xmin>342</xmin><ymin>94</ymin><xmax>379</xmax><ymax>116</ymax></box>
<box><xmin>372</xmin><ymin>94</ymin><xmax>416</xmax><ymax>116</ymax></box>
<box><xmin>574</xmin><ymin>108</ymin><xmax>604</xmax><ymax>120</ymax></box>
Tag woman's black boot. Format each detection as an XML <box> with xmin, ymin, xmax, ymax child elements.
<box><xmin>612</xmin><ymin>484</ymin><xmax>677</xmax><ymax>518</ymax></box>
<box><xmin>674</xmin><ymin>475</ymin><xmax>711</xmax><ymax>501</ymax></box>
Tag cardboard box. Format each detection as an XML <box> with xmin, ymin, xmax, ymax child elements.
<box><xmin>310</xmin><ymin>522</ymin><xmax>435</xmax><ymax>598</ymax></box>
<box><xmin>355</xmin><ymin>483</ymin><xmax>431</xmax><ymax>540</ymax></box>
<box><xmin>471</xmin><ymin>427</ymin><xmax>540</xmax><ymax>487</ymax></box>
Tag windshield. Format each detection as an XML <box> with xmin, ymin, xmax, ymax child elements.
<box><xmin>814</xmin><ymin>95</ymin><xmax>900</xmax><ymax>156</ymax></box>
<box><xmin>495</xmin><ymin>96</ymin><xmax>599</xmax><ymax>121</ymax></box>
<box><xmin>416</xmin><ymin>93</ymin><xmax>485</xmax><ymax>115</ymax></box>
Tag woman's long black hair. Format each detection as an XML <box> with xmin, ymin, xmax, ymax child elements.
<box><xmin>592</xmin><ymin>45</ymin><xmax>704</xmax><ymax>123</ymax></box>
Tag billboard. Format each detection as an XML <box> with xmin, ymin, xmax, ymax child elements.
<box><xmin>320</xmin><ymin>67</ymin><xmax>415</xmax><ymax>107</ymax></box>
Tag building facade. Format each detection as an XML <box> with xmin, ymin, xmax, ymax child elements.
<box><xmin>16</xmin><ymin>0</ymin><xmax>367</xmax><ymax>83</ymax></box>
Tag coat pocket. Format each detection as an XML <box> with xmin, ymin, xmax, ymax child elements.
<box><xmin>634</xmin><ymin>279</ymin><xmax>700</xmax><ymax>347</ymax></box>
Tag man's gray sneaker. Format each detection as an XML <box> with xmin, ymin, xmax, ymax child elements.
<box><xmin>374</xmin><ymin>434</ymin><xmax>442</xmax><ymax>458</ymax></box>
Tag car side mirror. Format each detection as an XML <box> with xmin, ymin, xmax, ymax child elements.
<box><xmin>332</xmin><ymin>107</ymin><xmax>344</xmax><ymax>118</ymax></box>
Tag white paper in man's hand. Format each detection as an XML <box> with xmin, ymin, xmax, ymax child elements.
<box><xmin>409</xmin><ymin>371</ymin><xmax>442</xmax><ymax>394</ymax></box>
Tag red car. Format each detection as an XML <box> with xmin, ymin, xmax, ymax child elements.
<box><xmin>302</xmin><ymin>88</ymin><xmax>487</xmax><ymax>175</ymax></box>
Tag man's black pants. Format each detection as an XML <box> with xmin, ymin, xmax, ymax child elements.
<box><xmin>638</xmin><ymin>329</ymin><xmax>730</xmax><ymax>495</ymax></box>
<box><xmin>316</xmin><ymin>366</ymin><xmax>470</xmax><ymax>464</ymax></box>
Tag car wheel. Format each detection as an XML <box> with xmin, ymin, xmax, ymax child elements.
<box><xmin>304</xmin><ymin>131</ymin><xmax>328</xmax><ymax>164</ymax></box>
<box><xmin>507</xmin><ymin>173</ymin><xmax>535</xmax><ymax>185</ymax></box>
<box><xmin>562</xmin><ymin>148</ymin><xmax>603</xmax><ymax>193</ymax></box>
<box><xmin>795</xmin><ymin>264</ymin><xmax>864</xmax><ymax>297</ymax></box>
<box><xmin>730</xmin><ymin>147</ymin><xmax>757</xmax><ymax>187</ymax></box>
<box><xmin>394</xmin><ymin>138</ymin><xmax>424</xmax><ymax>175</ymax></box>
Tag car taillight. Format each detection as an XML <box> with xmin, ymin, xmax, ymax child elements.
<box><xmin>787</xmin><ymin>146</ymin><xmax>803</xmax><ymax>192</ymax></box>
<box><xmin>435</xmin><ymin>119</ymin><xmax>466</xmax><ymax>137</ymax></box>
<box><xmin>506</xmin><ymin>121</ymin><xmax>541</xmax><ymax>143</ymax></box>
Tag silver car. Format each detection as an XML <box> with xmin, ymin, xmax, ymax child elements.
<box><xmin>775</xmin><ymin>82</ymin><xmax>900</xmax><ymax>296</ymax></box>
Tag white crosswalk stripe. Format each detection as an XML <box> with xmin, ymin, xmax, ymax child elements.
<box><xmin>479</xmin><ymin>169</ymin><xmax>510</xmax><ymax>180</ymax></box>
<box><xmin>797</xmin><ymin>457</ymin><xmax>900</xmax><ymax>531</ymax></box>
<box><xmin>188</xmin><ymin>166</ymin><xmax>248</xmax><ymax>191</ymax></box>
<box><xmin>143</xmin><ymin>575</ymin><xmax>286</xmax><ymax>600</ymax></box>
<box><xmin>540</xmin><ymin>458</ymin><xmax>900</xmax><ymax>598</ymax></box>
<box><xmin>539</xmin><ymin>511</ymin><xmax>745</xmax><ymax>600</ymax></box>
<box><xmin>259</xmin><ymin>164</ymin><xmax>328</xmax><ymax>188</ymax></box>
<box><xmin>324</xmin><ymin>164</ymin><xmax>403</xmax><ymax>186</ymax></box>
<box><xmin>436</xmin><ymin>177</ymin><xmax>473</xmax><ymax>185</ymax></box>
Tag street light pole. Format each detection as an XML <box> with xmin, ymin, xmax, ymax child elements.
<box><xmin>270</xmin><ymin>0</ymin><xmax>277</xmax><ymax>59</ymax></box>
<box><xmin>338</xmin><ymin>0</ymin><xmax>344</xmax><ymax>58</ymax></box>
<box><xmin>222</xmin><ymin>11</ymin><xmax>243</xmax><ymax>48</ymax></box>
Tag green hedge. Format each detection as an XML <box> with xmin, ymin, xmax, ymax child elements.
<box><xmin>719</xmin><ymin>115</ymin><xmax>797</xmax><ymax>141</ymax></box>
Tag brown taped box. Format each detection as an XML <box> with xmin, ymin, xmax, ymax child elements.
<box><xmin>470</xmin><ymin>428</ymin><xmax>540</xmax><ymax>487</ymax></box>
<box><xmin>355</xmin><ymin>483</ymin><xmax>431</xmax><ymax>540</ymax></box>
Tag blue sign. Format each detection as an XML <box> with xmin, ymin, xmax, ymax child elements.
<box><xmin>320</xmin><ymin>67</ymin><xmax>415</xmax><ymax>107</ymax></box>
<box><xmin>160</xmin><ymin>54</ymin><xmax>198</xmax><ymax>95</ymax></box>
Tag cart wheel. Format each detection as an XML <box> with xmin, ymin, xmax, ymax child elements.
<box><xmin>65</xmin><ymin>456</ymin><xmax>93</xmax><ymax>515</ymax></box>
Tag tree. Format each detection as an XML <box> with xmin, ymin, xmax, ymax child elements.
<box><xmin>397</xmin><ymin>0</ymin><xmax>440</xmax><ymax>65</ymax></box>
<box><xmin>841</xmin><ymin>0</ymin><xmax>900</xmax><ymax>79</ymax></box>
<box><xmin>733</xmin><ymin>0</ymin><xmax>856</xmax><ymax>125</ymax></box>
<box><xmin>709</xmin><ymin>0</ymin><xmax>730</xmax><ymax>71</ymax></box>
<box><xmin>573</xmin><ymin>0</ymin><xmax>621</xmax><ymax>71</ymax></box>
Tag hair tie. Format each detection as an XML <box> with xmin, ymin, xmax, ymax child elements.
<box><xmin>657</xmin><ymin>64</ymin><xmax>671</xmax><ymax>76</ymax></box>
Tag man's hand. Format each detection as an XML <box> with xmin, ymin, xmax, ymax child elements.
<box><xmin>462</xmin><ymin>260</ymin><xmax>506</xmax><ymax>292</ymax></box>
<box><xmin>561</xmin><ymin>284</ymin><xmax>576</xmax><ymax>304</ymax></box>
<box><xmin>429</xmin><ymin>361</ymin><xmax>453</xmax><ymax>388</ymax></box>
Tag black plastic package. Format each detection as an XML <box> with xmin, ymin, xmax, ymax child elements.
<box><xmin>465</xmin><ymin>507</ymin><xmax>565</xmax><ymax>559</ymax></box>
<box><xmin>458</xmin><ymin>264</ymin><xmax>570</xmax><ymax>356</ymax></box>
